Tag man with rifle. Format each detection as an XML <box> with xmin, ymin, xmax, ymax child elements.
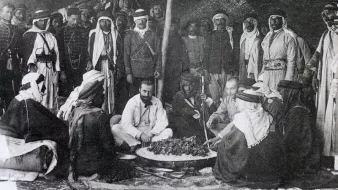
<box><xmin>171</xmin><ymin>73</ymin><xmax>216</xmax><ymax>142</ymax></box>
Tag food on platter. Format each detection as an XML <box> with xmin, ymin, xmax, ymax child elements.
<box><xmin>147</xmin><ymin>136</ymin><xmax>210</xmax><ymax>157</ymax></box>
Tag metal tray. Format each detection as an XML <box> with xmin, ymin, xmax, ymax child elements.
<box><xmin>135</xmin><ymin>147</ymin><xmax>217</xmax><ymax>171</ymax></box>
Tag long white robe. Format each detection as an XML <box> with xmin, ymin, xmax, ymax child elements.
<box><xmin>313</xmin><ymin>30</ymin><xmax>338</xmax><ymax>156</ymax></box>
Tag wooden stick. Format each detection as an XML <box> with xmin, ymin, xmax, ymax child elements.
<box><xmin>156</xmin><ymin>0</ymin><xmax>173</xmax><ymax>100</ymax></box>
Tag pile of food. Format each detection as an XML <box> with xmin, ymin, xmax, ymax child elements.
<box><xmin>147</xmin><ymin>136</ymin><xmax>210</xmax><ymax>157</ymax></box>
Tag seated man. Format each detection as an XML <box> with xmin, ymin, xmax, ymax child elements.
<box><xmin>206</xmin><ymin>77</ymin><xmax>239</xmax><ymax>136</ymax></box>
<box><xmin>205</xmin><ymin>89</ymin><xmax>285</xmax><ymax>188</ymax></box>
<box><xmin>276</xmin><ymin>80</ymin><xmax>320</xmax><ymax>179</ymax></box>
<box><xmin>171</xmin><ymin>73</ymin><xmax>216</xmax><ymax>141</ymax></box>
<box><xmin>58</xmin><ymin>70</ymin><xmax>116</xmax><ymax>182</ymax></box>
<box><xmin>0</xmin><ymin>72</ymin><xmax>69</xmax><ymax>177</ymax></box>
<box><xmin>111</xmin><ymin>80</ymin><xmax>172</xmax><ymax>150</ymax></box>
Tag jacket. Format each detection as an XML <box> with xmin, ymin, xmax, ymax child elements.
<box><xmin>124</xmin><ymin>30</ymin><xmax>162</xmax><ymax>78</ymax></box>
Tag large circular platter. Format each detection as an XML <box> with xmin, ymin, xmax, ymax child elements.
<box><xmin>135</xmin><ymin>147</ymin><xmax>217</xmax><ymax>170</ymax></box>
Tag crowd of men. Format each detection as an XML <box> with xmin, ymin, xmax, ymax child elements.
<box><xmin>0</xmin><ymin>0</ymin><xmax>337</xmax><ymax>188</ymax></box>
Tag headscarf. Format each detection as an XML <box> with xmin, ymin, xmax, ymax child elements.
<box><xmin>16</xmin><ymin>73</ymin><xmax>45</xmax><ymax>102</ymax></box>
<box><xmin>57</xmin><ymin>70</ymin><xmax>105</xmax><ymax>121</ymax></box>
<box><xmin>233</xmin><ymin>89</ymin><xmax>273</xmax><ymax>148</ymax></box>
<box><xmin>321</xmin><ymin>2</ymin><xmax>338</xmax><ymax>32</ymax></box>
<box><xmin>180</xmin><ymin>73</ymin><xmax>199</xmax><ymax>98</ymax></box>
<box><xmin>266</xmin><ymin>8</ymin><xmax>297</xmax><ymax>39</ymax></box>
<box><xmin>133</xmin><ymin>9</ymin><xmax>149</xmax><ymax>38</ymax></box>
<box><xmin>276</xmin><ymin>80</ymin><xmax>304</xmax><ymax>134</ymax></box>
<box><xmin>89</xmin><ymin>11</ymin><xmax>117</xmax><ymax>68</ymax></box>
<box><xmin>240</xmin><ymin>15</ymin><xmax>260</xmax><ymax>59</ymax></box>
<box><xmin>27</xmin><ymin>9</ymin><xmax>51</xmax><ymax>33</ymax></box>
<box><xmin>212</xmin><ymin>12</ymin><xmax>234</xmax><ymax>48</ymax></box>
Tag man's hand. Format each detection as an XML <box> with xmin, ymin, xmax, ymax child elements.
<box><xmin>206</xmin><ymin>117</ymin><xmax>217</xmax><ymax>128</ymax></box>
<box><xmin>193</xmin><ymin>110</ymin><xmax>200</xmax><ymax>119</ymax></box>
<box><xmin>86</xmin><ymin>61</ymin><xmax>93</xmax><ymax>71</ymax></box>
<box><xmin>200</xmin><ymin>92</ymin><xmax>207</xmax><ymax>101</ymax></box>
<box><xmin>140</xmin><ymin>133</ymin><xmax>152</xmax><ymax>142</ymax></box>
<box><xmin>312</xmin><ymin>76</ymin><xmax>319</xmax><ymax>92</ymax></box>
<box><xmin>154</xmin><ymin>71</ymin><xmax>160</xmax><ymax>79</ymax></box>
<box><xmin>204</xmin><ymin>136</ymin><xmax>221</xmax><ymax>149</ymax></box>
<box><xmin>127</xmin><ymin>74</ymin><xmax>133</xmax><ymax>84</ymax></box>
<box><xmin>60</xmin><ymin>71</ymin><xmax>67</xmax><ymax>83</ymax></box>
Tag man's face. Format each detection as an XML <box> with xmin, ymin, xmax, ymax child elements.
<box><xmin>15</xmin><ymin>9</ymin><xmax>26</xmax><ymax>21</ymax></box>
<box><xmin>52</xmin><ymin>17</ymin><xmax>63</xmax><ymax>30</ymax></box>
<box><xmin>199</xmin><ymin>22</ymin><xmax>210</xmax><ymax>35</ymax></box>
<box><xmin>123</xmin><ymin>0</ymin><xmax>132</xmax><ymax>9</ymax></box>
<box><xmin>135</xmin><ymin>18</ymin><xmax>147</xmax><ymax>29</ymax></box>
<box><xmin>99</xmin><ymin>18</ymin><xmax>111</xmax><ymax>32</ymax></box>
<box><xmin>35</xmin><ymin>19</ymin><xmax>48</xmax><ymax>30</ymax></box>
<box><xmin>68</xmin><ymin>14</ymin><xmax>80</xmax><ymax>27</ymax></box>
<box><xmin>181</xmin><ymin>80</ymin><xmax>197</xmax><ymax>98</ymax></box>
<box><xmin>187</xmin><ymin>23</ymin><xmax>197</xmax><ymax>36</ymax></box>
<box><xmin>81</xmin><ymin>9</ymin><xmax>91</xmax><ymax>22</ymax></box>
<box><xmin>116</xmin><ymin>16</ymin><xmax>126</xmax><ymax>30</ymax></box>
<box><xmin>244</xmin><ymin>17</ymin><xmax>255</xmax><ymax>32</ymax></box>
<box><xmin>225</xmin><ymin>81</ymin><xmax>238</xmax><ymax>99</ymax></box>
<box><xmin>139</xmin><ymin>84</ymin><xmax>153</xmax><ymax>102</ymax></box>
<box><xmin>0</xmin><ymin>6</ymin><xmax>14</xmax><ymax>22</ymax></box>
<box><xmin>153</xmin><ymin>5</ymin><xmax>163</xmax><ymax>19</ymax></box>
<box><xmin>214</xmin><ymin>18</ymin><xmax>226</xmax><ymax>29</ymax></box>
<box><xmin>270</xmin><ymin>16</ymin><xmax>283</xmax><ymax>30</ymax></box>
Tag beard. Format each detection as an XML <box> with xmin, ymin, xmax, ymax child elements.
<box><xmin>140</xmin><ymin>95</ymin><xmax>152</xmax><ymax>103</ymax></box>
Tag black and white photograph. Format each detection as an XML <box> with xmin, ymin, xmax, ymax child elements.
<box><xmin>0</xmin><ymin>0</ymin><xmax>337</xmax><ymax>189</ymax></box>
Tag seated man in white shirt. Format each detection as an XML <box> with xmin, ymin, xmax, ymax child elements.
<box><xmin>206</xmin><ymin>77</ymin><xmax>240</xmax><ymax>136</ymax></box>
<box><xmin>110</xmin><ymin>80</ymin><xmax>173</xmax><ymax>151</ymax></box>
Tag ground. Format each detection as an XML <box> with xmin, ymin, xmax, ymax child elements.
<box><xmin>2</xmin><ymin>166</ymin><xmax>338</xmax><ymax>190</ymax></box>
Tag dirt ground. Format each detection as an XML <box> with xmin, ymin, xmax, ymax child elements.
<box><xmin>2</xmin><ymin>167</ymin><xmax>338</xmax><ymax>190</ymax></box>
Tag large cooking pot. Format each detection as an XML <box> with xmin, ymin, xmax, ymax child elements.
<box><xmin>135</xmin><ymin>147</ymin><xmax>217</xmax><ymax>171</ymax></box>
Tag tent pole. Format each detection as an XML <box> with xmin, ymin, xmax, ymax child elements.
<box><xmin>157</xmin><ymin>0</ymin><xmax>173</xmax><ymax>101</ymax></box>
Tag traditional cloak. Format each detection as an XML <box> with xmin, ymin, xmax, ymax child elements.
<box><xmin>239</xmin><ymin>17</ymin><xmax>263</xmax><ymax>81</ymax></box>
<box><xmin>213</xmin><ymin>90</ymin><xmax>285</xmax><ymax>188</ymax></box>
<box><xmin>309</xmin><ymin>29</ymin><xmax>338</xmax><ymax>156</ymax></box>
<box><xmin>261</xmin><ymin>11</ymin><xmax>298</xmax><ymax>90</ymax></box>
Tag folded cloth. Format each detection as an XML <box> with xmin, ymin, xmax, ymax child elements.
<box><xmin>0</xmin><ymin>135</ymin><xmax>57</xmax><ymax>175</ymax></box>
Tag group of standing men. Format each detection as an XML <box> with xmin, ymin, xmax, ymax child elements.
<box><xmin>0</xmin><ymin>0</ymin><xmax>338</xmax><ymax>174</ymax></box>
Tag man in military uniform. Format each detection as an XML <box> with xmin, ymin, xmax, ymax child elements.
<box><xmin>56</xmin><ymin>8</ymin><xmax>88</xmax><ymax>96</ymax></box>
<box><xmin>0</xmin><ymin>3</ymin><xmax>22</xmax><ymax>109</ymax></box>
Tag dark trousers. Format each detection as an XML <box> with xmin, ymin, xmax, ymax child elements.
<box><xmin>115</xmin><ymin>77</ymin><xmax>129</xmax><ymax>114</ymax></box>
<box><xmin>129</xmin><ymin>76</ymin><xmax>155</xmax><ymax>97</ymax></box>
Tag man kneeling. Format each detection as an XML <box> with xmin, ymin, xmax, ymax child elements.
<box><xmin>111</xmin><ymin>80</ymin><xmax>172</xmax><ymax>151</ymax></box>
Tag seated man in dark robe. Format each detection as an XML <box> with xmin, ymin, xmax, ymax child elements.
<box><xmin>0</xmin><ymin>71</ymin><xmax>69</xmax><ymax>176</ymax></box>
<box><xmin>171</xmin><ymin>73</ymin><xmax>217</xmax><ymax>142</ymax></box>
<box><xmin>205</xmin><ymin>89</ymin><xmax>285</xmax><ymax>188</ymax></box>
<box><xmin>276</xmin><ymin>80</ymin><xmax>321</xmax><ymax>179</ymax></box>
<box><xmin>58</xmin><ymin>70</ymin><xmax>116</xmax><ymax>182</ymax></box>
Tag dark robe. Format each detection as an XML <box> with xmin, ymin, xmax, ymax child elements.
<box><xmin>282</xmin><ymin>105</ymin><xmax>321</xmax><ymax>178</ymax></box>
<box><xmin>163</xmin><ymin>33</ymin><xmax>189</xmax><ymax>103</ymax></box>
<box><xmin>20</xmin><ymin>32</ymin><xmax>37</xmax><ymax>75</ymax></box>
<box><xmin>171</xmin><ymin>91</ymin><xmax>216</xmax><ymax>142</ymax></box>
<box><xmin>68</xmin><ymin>106</ymin><xmax>116</xmax><ymax>176</ymax></box>
<box><xmin>0</xmin><ymin>98</ymin><xmax>69</xmax><ymax>148</ymax></box>
<box><xmin>213</xmin><ymin>125</ymin><xmax>285</xmax><ymax>188</ymax></box>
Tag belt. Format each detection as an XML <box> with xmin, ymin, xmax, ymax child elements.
<box><xmin>264</xmin><ymin>59</ymin><xmax>287</xmax><ymax>70</ymax></box>
<box><xmin>99</xmin><ymin>55</ymin><xmax>109</xmax><ymax>60</ymax></box>
<box><xmin>36</xmin><ymin>54</ymin><xmax>53</xmax><ymax>63</ymax></box>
